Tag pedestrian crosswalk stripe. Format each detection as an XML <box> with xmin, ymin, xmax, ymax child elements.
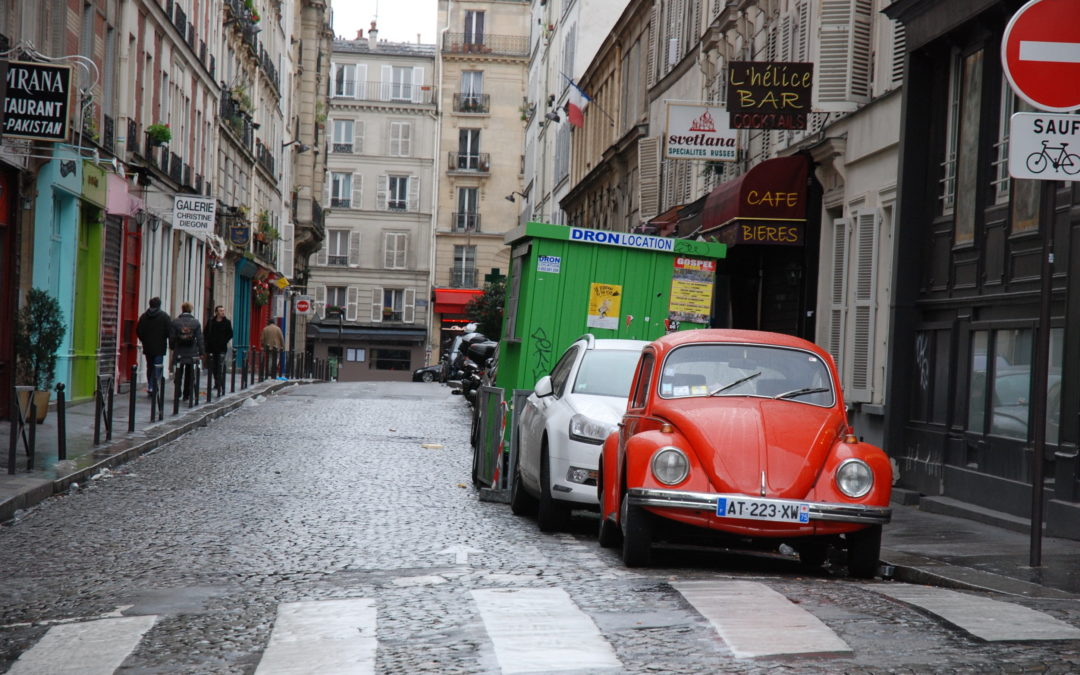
<box><xmin>872</xmin><ymin>584</ymin><xmax>1080</xmax><ymax>641</ymax></box>
<box><xmin>254</xmin><ymin>598</ymin><xmax>377</xmax><ymax>674</ymax></box>
<box><xmin>672</xmin><ymin>580</ymin><xmax>852</xmax><ymax>658</ymax></box>
<box><xmin>6</xmin><ymin>615</ymin><xmax>157</xmax><ymax>675</ymax></box>
<box><xmin>471</xmin><ymin>588</ymin><xmax>622</xmax><ymax>673</ymax></box>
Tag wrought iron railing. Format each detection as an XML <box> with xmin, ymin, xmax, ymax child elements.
<box><xmin>452</xmin><ymin>212</ymin><xmax>480</xmax><ymax>231</ymax></box>
<box><xmin>447</xmin><ymin>152</ymin><xmax>490</xmax><ymax>172</ymax></box>
<box><xmin>448</xmin><ymin>267</ymin><xmax>478</xmax><ymax>288</ymax></box>
<box><xmin>442</xmin><ymin>33</ymin><xmax>528</xmax><ymax>57</ymax></box>
<box><xmin>453</xmin><ymin>93</ymin><xmax>490</xmax><ymax>113</ymax></box>
<box><xmin>330</xmin><ymin>80</ymin><xmax>435</xmax><ymax>104</ymax></box>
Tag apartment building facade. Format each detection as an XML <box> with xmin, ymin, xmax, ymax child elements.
<box><xmin>308</xmin><ymin>29</ymin><xmax>436</xmax><ymax>380</ymax></box>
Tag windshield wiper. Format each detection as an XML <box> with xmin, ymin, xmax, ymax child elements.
<box><xmin>710</xmin><ymin>371</ymin><xmax>761</xmax><ymax>396</ymax></box>
<box><xmin>774</xmin><ymin>387</ymin><xmax>830</xmax><ymax>400</ymax></box>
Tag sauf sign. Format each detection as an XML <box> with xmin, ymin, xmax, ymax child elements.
<box><xmin>2</xmin><ymin>61</ymin><xmax>74</xmax><ymax>142</ymax></box>
<box><xmin>1008</xmin><ymin>113</ymin><xmax>1080</xmax><ymax>181</ymax></box>
<box><xmin>664</xmin><ymin>103</ymin><xmax>737</xmax><ymax>161</ymax></box>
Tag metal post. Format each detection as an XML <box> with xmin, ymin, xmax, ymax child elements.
<box><xmin>7</xmin><ymin>393</ymin><xmax>16</xmax><ymax>474</ymax></box>
<box><xmin>231</xmin><ymin>349</ymin><xmax>237</xmax><ymax>393</ymax></box>
<box><xmin>190</xmin><ymin>363</ymin><xmax>199</xmax><ymax>408</ymax></box>
<box><xmin>172</xmin><ymin>363</ymin><xmax>181</xmax><ymax>415</ymax></box>
<box><xmin>93</xmin><ymin>379</ymin><xmax>102</xmax><ymax>445</ymax></box>
<box><xmin>26</xmin><ymin>398</ymin><xmax>35</xmax><ymax>471</ymax></box>
<box><xmin>128</xmin><ymin>364</ymin><xmax>137</xmax><ymax>433</ymax></box>
<box><xmin>206</xmin><ymin>358</ymin><xmax>213</xmax><ymax>403</ymax></box>
<box><xmin>106</xmin><ymin>379</ymin><xmax>114</xmax><ymax>441</ymax></box>
<box><xmin>241</xmin><ymin>348</ymin><xmax>248</xmax><ymax>389</ymax></box>
<box><xmin>1030</xmin><ymin>182</ymin><xmax>1055</xmax><ymax>568</ymax></box>
<box><xmin>56</xmin><ymin>383</ymin><xmax>67</xmax><ymax>461</ymax></box>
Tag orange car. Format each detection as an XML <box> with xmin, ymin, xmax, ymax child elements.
<box><xmin>597</xmin><ymin>329</ymin><xmax>892</xmax><ymax>577</ymax></box>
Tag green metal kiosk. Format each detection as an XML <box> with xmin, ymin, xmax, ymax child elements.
<box><xmin>473</xmin><ymin>222</ymin><xmax>727</xmax><ymax>494</ymax></box>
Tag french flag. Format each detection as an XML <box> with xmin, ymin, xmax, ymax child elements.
<box><xmin>563</xmin><ymin>75</ymin><xmax>591</xmax><ymax>128</ymax></box>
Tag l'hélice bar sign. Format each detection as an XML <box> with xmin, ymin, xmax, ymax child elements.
<box><xmin>2</xmin><ymin>60</ymin><xmax>74</xmax><ymax>142</ymax></box>
<box><xmin>726</xmin><ymin>61</ymin><xmax>813</xmax><ymax>130</ymax></box>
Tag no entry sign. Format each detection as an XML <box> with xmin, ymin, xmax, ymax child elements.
<box><xmin>294</xmin><ymin>296</ymin><xmax>313</xmax><ymax>316</ymax></box>
<box><xmin>1001</xmin><ymin>0</ymin><xmax>1080</xmax><ymax>112</ymax></box>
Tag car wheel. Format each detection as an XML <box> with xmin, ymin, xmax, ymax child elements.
<box><xmin>846</xmin><ymin>525</ymin><xmax>882</xmax><ymax>579</ymax></box>
<box><xmin>797</xmin><ymin>541</ymin><xmax>829</xmax><ymax>570</ymax></box>
<box><xmin>620</xmin><ymin>492</ymin><xmax>653</xmax><ymax>567</ymax></box>
<box><xmin>510</xmin><ymin>463</ymin><xmax>536</xmax><ymax>516</ymax></box>
<box><xmin>421</xmin><ymin>371</ymin><xmax>435</xmax><ymax>383</ymax></box>
<box><xmin>537</xmin><ymin>445</ymin><xmax>570</xmax><ymax>533</ymax></box>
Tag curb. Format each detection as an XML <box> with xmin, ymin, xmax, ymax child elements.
<box><xmin>1</xmin><ymin>381</ymin><xmax>296</xmax><ymax>524</ymax></box>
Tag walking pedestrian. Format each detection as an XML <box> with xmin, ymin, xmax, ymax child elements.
<box><xmin>205</xmin><ymin>305</ymin><xmax>233</xmax><ymax>394</ymax></box>
<box><xmin>170</xmin><ymin>301</ymin><xmax>204</xmax><ymax>401</ymax></box>
<box><xmin>136</xmin><ymin>297</ymin><xmax>171</xmax><ymax>399</ymax></box>
<box><xmin>260</xmin><ymin>318</ymin><xmax>286</xmax><ymax>377</ymax></box>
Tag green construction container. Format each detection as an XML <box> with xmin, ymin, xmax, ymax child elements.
<box><xmin>474</xmin><ymin>222</ymin><xmax>726</xmax><ymax>490</ymax></box>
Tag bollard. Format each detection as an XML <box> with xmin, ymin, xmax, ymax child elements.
<box><xmin>7</xmin><ymin>394</ymin><xmax>16</xmax><ymax>474</ymax></box>
<box><xmin>190</xmin><ymin>363</ymin><xmax>199</xmax><ymax>408</ymax></box>
<box><xmin>56</xmin><ymin>383</ymin><xmax>66</xmax><ymax>460</ymax></box>
<box><xmin>27</xmin><ymin>398</ymin><xmax>35</xmax><ymax>471</ymax></box>
<box><xmin>106</xmin><ymin>378</ymin><xmax>114</xmax><ymax>441</ymax></box>
<box><xmin>241</xmin><ymin>349</ymin><xmax>248</xmax><ymax>390</ymax></box>
<box><xmin>93</xmin><ymin>380</ymin><xmax>103</xmax><ymax>446</ymax></box>
<box><xmin>173</xmin><ymin>364</ymin><xmax>181</xmax><ymax>416</ymax></box>
<box><xmin>231</xmin><ymin>351</ymin><xmax>237</xmax><ymax>393</ymax></box>
<box><xmin>151</xmin><ymin>364</ymin><xmax>164</xmax><ymax>422</ymax></box>
<box><xmin>206</xmin><ymin>358</ymin><xmax>213</xmax><ymax>404</ymax></box>
<box><xmin>128</xmin><ymin>364</ymin><xmax>137</xmax><ymax>433</ymax></box>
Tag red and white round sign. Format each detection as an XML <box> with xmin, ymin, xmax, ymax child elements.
<box><xmin>1002</xmin><ymin>0</ymin><xmax>1080</xmax><ymax>112</ymax></box>
<box><xmin>295</xmin><ymin>298</ymin><xmax>311</xmax><ymax>314</ymax></box>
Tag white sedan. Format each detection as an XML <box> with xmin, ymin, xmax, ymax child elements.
<box><xmin>511</xmin><ymin>335</ymin><xmax>647</xmax><ymax>531</ymax></box>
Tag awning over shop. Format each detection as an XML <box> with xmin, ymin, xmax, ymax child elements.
<box><xmin>699</xmin><ymin>155</ymin><xmax>809</xmax><ymax>247</ymax></box>
<box><xmin>306</xmin><ymin>324</ymin><xmax>427</xmax><ymax>344</ymax></box>
<box><xmin>433</xmin><ymin>288</ymin><xmax>483</xmax><ymax>315</ymax></box>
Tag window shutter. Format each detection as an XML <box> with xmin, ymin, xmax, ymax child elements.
<box><xmin>638</xmin><ymin>136</ymin><xmax>661</xmax><ymax>220</ymax></box>
<box><xmin>351</xmin><ymin>173</ymin><xmax>362</xmax><ymax>209</ymax></box>
<box><xmin>412</xmin><ymin>67</ymin><xmax>424</xmax><ymax>102</ymax></box>
<box><xmin>380</xmin><ymin>65</ymin><xmax>392</xmax><ymax>101</ymax></box>
<box><xmin>890</xmin><ymin>19</ymin><xmax>906</xmax><ymax>89</ymax></box>
<box><xmin>329</xmin><ymin>63</ymin><xmax>337</xmax><ymax>95</ymax></box>
<box><xmin>346</xmin><ymin>286</ymin><xmax>359</xmax><ymax>321</ymax></box>
<box><xmin>408</xmin><ymin>176</ymin><xmax>419</xmax><ymax>211</ymax></box>
<box><xmin>281</xmin><ymin>222</ymin><xmax>294</xmax><ymax>276</ymax></box>
<box><xmin>383</xmin><ymin>232</ymin><xmax>394</xmax><ymax>268</ymax></box>
<box><xmin>313</xmin><ymin>283</ymin><xmax>326</xmax><ymax>319</ymax></box>
<box><xmin>317</xmin><ymin>238</ymin><xmax>329</xmax><ymax>266</ymax></box>
<box><xmin>354</xmin><ymin>120</ymin><xmax>365</xmax><ymax>154</ymax></box>
<box><xmin>828</xmin><ymin>218</ymin><xmax>848</xmax><ymax>370</ymax></box>
<box><xmin>356</xmin><ymin>64</ymin><xmax>367</xmax><ymax>99</ymax></box>
<box><xmin>348</xmin><ymin>230</ymin><xmax>361</xmax><ymax>267</ymax></box>
<box><xmin>817</xmin><ymin>0</ymin><xmax>872</xmax><ymax>109</ymax></box>
<box><xmin>371</xmin><ymin>287</ymin><xmax>383</xmax><ymax>322</ymax></box>
<box><xmin>377</xmin><ymin>174</ymin><xmax>387</xmax><ymax>210</ymax></box>
<box><xmin>401</xmin><ymin>122</ymin><xmax>411</xmax><ymax>157</ymax></box>
<box><xmin>647</xmin><ymin>3</ymin><xmax>659</xmax><ymax>86</ymax></box>
<box><xmin>848</xmin><ymin>210</ymin><xmax>879</xmax><ymax>403</ymax></box>
<box><xmin>404</xmin><ymin>288</ymin><xmax>415</xmax><ymax>323</ymax></box>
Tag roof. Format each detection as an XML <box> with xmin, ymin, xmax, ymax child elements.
<box><xmin>651</xmin><ymin>329</ymin><xmax>823</xmax><ymax>354</ymax></box>
<box><xmin>333</xmin><ymin>39</ymin><xmax>437</xmax><ymax>57</ymax></box>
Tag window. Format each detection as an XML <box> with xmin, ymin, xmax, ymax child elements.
<box><xmin>371</xmin><ymin>287</ymin><xmax>415</xmax><ymax>323</ymax></box>
<box><xmin>549</xmin><ymin>346</ymin><xmax>580</xmax><ymax>398</ymax></box>
<box><xmin>967</xmin><ymin>328</ymin><xmax>1060</xmax><ymax>443</ymax></box>
<box><xmin>326</xmin><ymin>286</ymin><xmax>347</xmax><ymax>311</ymax></box>
<box><xmin>327</xmin><ymin>229</ymin><xmax>349</xmax><ymax>266</ymax></box>
<box><xmin>629</xmin><ymin>352</ymin><xmax>654</xmax><ymax>409</ymax></box>
<box><xmin>391</xmin><ymin>66</ymin><xmax>414</xmax><ymax>101</ymax></box>
<box><xmin>332</xmin><ymin>119</ymin><xmax>354</xmax><ymax>153</ymax></box>
<box><xmin>452</xmin><ymin>245</ymin><xmax>476</xmax><ymax>287</ymax></box>
<box><xmin>458</xmin><ymin>129</ymin><xmax>480</xmax><ymax>169</ymax></box>
<box><xmin>953</xmin><ymin>49</ymin><xmax>984</xmax><ymax>245</ymax></box>
<box><xmin>461</xmin><ymin>71</ymin><xmax>483</xmax><ymax>100</ymax></box>
<box><xmin>384</xmin><ymin>232</ymin><xmax>407</xmax><ymax>269</ymax></box>
<box><xmin>388</xmin><ymin>175</ymin><xmax>408</xmax><ymax>210</ymax></box>
<box><xmin>464</xmin><ymin>10</ymin><xmax>484</xmax><ymax>44</ymax></box>
<box><xmin>389</xmin><ymin>121</ymin><xmax>411</xmax><ymax>157</ymax></box>
<box><xmin>455</xmin><ymin>187</ymin><xmax>478</xmax><ymax>231</ymax></box>
<box><xmin>331</xmin><ymin>172</ymin><xmax>352</xmax><ymax>208</ymax></box>
<box><xmin>373</xmin><ymin>348</ymin><xmax>411</xmax><ymax>371</ymax></box>
<box><xmin>941</xmin><ymin>51</ymin><xmax>962</xmax><ymax>215</ymax></box>
<box><xmin>333</xmin><ymin>63</ymin><xmax>356</xmax><ymax>97</ymax></box>
<box><xmin>381</xmin><ymin>289</ymin><xmax>405</xmax><ymax>322</ymax></box>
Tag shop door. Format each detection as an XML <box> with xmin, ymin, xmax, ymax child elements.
<box><xmin>119</xmin><ymin>223</ymin><xmax>142</xmax><ymax>385</ymax></box>
<box><xmin>99</xmin><ymin>216</ymin><xmax>122</xmax><ymax>390</ymax></box>
<box><xmin>71</xmin><ymin>211</ymin><xmax>103</xmax><ymax>399</ymax></box>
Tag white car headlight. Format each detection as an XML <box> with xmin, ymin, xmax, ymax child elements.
<box><xmin>836</xmin><ymin>458</ymin><xmax>874</xmax><ymax>498</ymax></box>
<box><xmin>651</xmin><ymin>447</ymin><xmax>689</xmax><ymax>485</ymax></box>
<box><xmin>568</xmin><ymin>414</ymin><xmax>614</xmax><ymax>445</ymax></box>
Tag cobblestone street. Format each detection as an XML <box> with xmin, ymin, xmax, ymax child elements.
<box><xmin>2</xmin><ymin>381</ymin><xmax>1080</xmax><ymax>674</ymax></box>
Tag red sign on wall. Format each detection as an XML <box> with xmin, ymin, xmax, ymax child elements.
<box><xmin>1002</xmin><ymin>0</ymin><xmax>1080</xmax><ymax>112</ymax></box>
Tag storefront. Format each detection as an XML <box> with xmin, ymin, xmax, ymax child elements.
<box><xmin>433</xmin><ymin>288</ymin><xmax>484</xmax><ymax>360</ymax></box>
<box><xmin>305</xmin><ymin>322</ymin><xmax>426</xmax><ymax>381</ymax></box>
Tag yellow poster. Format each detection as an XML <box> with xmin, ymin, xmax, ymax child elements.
<box><xmin>669</xmin><ymin>257</ymin><xmax>715</xmax><ymax>324</ymax></box>
<box><xmin>587</xmin><ymin>283</ymin><xmax>622</xmax><ymax>330</ymax></box>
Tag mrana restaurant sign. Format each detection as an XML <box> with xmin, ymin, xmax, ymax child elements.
<box><xmin>2</xmin><ymin>61</ymin><xmax>74</xmax><ymax>142</ymax></box>
<box><xmin>665</xmin><ymin>103</ymin><xmax>737</xmax><ymax>161</ymax></box>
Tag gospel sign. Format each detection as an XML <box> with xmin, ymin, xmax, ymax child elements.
<box><xmin>726</xmin><ymin>61</ymin><xmax>813</xmax><ymax>130</ymax></box>
<box><xmin>2</xmin><ymin>61</ymin><xmax>73</xmax><ymax>142</ymax></box>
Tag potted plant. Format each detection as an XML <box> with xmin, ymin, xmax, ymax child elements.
<box><xmin>14</xmin><ymin>288</ymin><xmax>66</xmax><ymax>422</ymax></box>
<box><xmin>146</xmin><ymin>123</ymin><xmax>172</xmax><ymax>146</ymax></box>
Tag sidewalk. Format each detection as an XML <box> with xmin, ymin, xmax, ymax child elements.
<box><xmin>0</xmin><ymin>376</ymin><xmax>297</xmax><ymax>524</ymax></box>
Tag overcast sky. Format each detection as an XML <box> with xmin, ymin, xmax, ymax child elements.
<box><xmin>331</xmin><ymin>0</ymin><xmax>438</xmax><ymax>45</ymax></box>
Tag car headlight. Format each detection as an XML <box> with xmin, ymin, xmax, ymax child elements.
<box><xmin>568</xmin><ymin>414</ymin><xmax>614</xmax><ymax>445</ymax></box>
<box><xmin>651</xmin><ymin>447</ymin><xmax>689</xmax><ymax>485</ymax></box>
<box><xmin>836</xmin><ymin>458</ymin><xmax>874</xmax><ymax>498</ymax></box>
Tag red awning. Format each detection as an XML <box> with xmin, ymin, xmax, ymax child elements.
<box><xmin>433</xmin><ymin>288</ymin><xmax>483</xmax><ymax>315</ymax></box>
<box><xmin>700</xmin><ymin>155</ymin><xmax>809</xmax><ymax>246</ymax></box>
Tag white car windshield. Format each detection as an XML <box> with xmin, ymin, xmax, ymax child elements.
<box><xmin>658</xmin><ymin>343</ymin><xmax>834</xmax><ymax>406</ymax></box>
<box><xmin>572</xmin><ymin>350</ymin><xmax>642</xmax><ymax>398</ymax></box>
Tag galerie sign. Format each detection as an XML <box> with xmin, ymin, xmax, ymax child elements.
<box><xmin>726</xmin><ymin>61</ymin><xmax>813</xmax><ymax>130</ymax></box>
<box><xmin>3</xmin><ymin>60</ymin><xmax>74</xmax><ymax>141</ymax></box>
<box><xmin>665</xmin><ymin>103</ymin><xmax>737</xmax><ymax>161</ymax></box>
<box><xmin>173</xmin><ymin>195</ymin><xmax>217</xmax><ymax>233</ymax></box>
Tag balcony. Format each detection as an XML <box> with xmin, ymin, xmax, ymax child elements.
<box><xmin>452</xmin><ymin>212</ymin><xmax>480</xmax><ymax>232</ymax></box>
<box><xmin>452</xmin><ymin>93</ymin><xmax>490</xmax><ymax>114</ymax></box>
<box><xmin>127</xmin><ymin>118</ymin><xmax>141</xmax><ymax>155</ymax></box>
<box><xmin>259</xmin><ymin>46</ymin><xmax>280</xmax><ymax>92</ymax></box>
<box><xmin>102</xmin><ymin>115</ymin><xmax>114</xmax><ymax>152</ymax></box>
<box><xmin>169</xmin><ymin>152</ymin><xmax>183</xmax><ymax>183</ymax></box>
<box><xmin>328</xmin><ymin>254</ymin><xmax>348</xmax><ymax>266</ymax></box>
<box><xmin>253</xmin><ymin>237</ymin><xmax>277</xmax><ymax>267</ymax></box>
<box><xmin>255</xmin><ymin>139</ymin><xmax>275</xmax><ymax>175</ymax></box>
<box><xmin>332</xmin><ymin>142</ymin><xmax>354</xmax><ymax>154</ymax></box>
<box><xmin>448</xmin><ymin>267</ymin><xmax>478</xmax><ymax>289</ymax></box>
<box><xmin>447</xmin><ymin>152</ymin><xmax>490</xmax><ymax>173</ymax></box>
<box><xmin>442</xmin><ymin>33</ymin><xmax>528</xmax><ymax>57</ymax></box>
<box><xmin>330</xmin><ymin>197</ymin><xmax>351</xmax><ymax>208</ymax></box>
<box><xmin>331</xmin><ymin>80</ymin><xmax>436</xmax><ymax>104</ymax></box>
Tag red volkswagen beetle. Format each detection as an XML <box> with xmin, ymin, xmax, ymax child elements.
<box><xmin>597</xmin><ymin>329</ymin><xmax>892</xmax><ymax>577</ymax></box>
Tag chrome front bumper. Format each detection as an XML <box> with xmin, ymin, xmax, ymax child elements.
<box><xmin>627</xmin><ymin>488</ymin><xmax>892</xmax><ymax>525</ymax></box>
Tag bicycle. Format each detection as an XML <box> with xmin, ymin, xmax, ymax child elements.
<box><xmin>1026</xmin><ymin>140</ymin><xmax>1080</xmax><ymax>175</ymax></box>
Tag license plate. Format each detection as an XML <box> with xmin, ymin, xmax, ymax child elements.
<box><xmin>716</xmin><ymin>497</ymin><xmax>810</xmax><ymax>523</ymax></box>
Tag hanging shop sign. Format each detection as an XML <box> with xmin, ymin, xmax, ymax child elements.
<box><xmin>669</xmin><ymin>258</ymin><xmax>716</xmax><ymax>324</ymax></box>
<box><xmin>726</xmin><ymin>61</ymin><xmax>813</xmax><ymax>130</ymax></box>
<box><xmin>664</xmin><ymin>103</ymin><xmax>737</xmax><ymax>161</ymax></box>
<box><xmin>2</xmin><ymin>60</ymin><xmax>74</xmax><ymax>142</ymax></box>
<box><xmin>173</xmin><ymin>194</ymin><xmax>217</xmax><ymax>233</ymax></box>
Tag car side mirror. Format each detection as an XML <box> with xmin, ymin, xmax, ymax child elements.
<box><xmin>534</xmin><ymin>375</ymin><xmax>553</xmax><ymax>397</ymax></box>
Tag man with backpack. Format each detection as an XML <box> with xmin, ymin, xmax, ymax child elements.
<box><xmin>170</xmin><ymin>302</ymin><xmax>204</xmax><ymax>402</ymax></box>
<box><xmin>136</xmin><ymin>297</ymin><xmax>171</xmax><ymax>399</ymax></box>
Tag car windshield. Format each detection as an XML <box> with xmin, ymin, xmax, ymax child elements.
<box><xmin>658</xmin><ymin>343</ymin><xmax>834</xmax><ymax>406</ymax></box>
<box><xmin>572</xmin><ymin>350</ymin><xmax>642</xmax><ymax>398</ymax></box>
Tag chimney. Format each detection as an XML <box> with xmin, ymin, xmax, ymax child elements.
<box><xmin>356</xmin><ymin>29</ymin><xmax>363</xmax><ymax>40</ymax></box>
<box><xmin>368</xmin><ymin>21</ymin><xmax>378</xmax><ymax>49</ymax></box>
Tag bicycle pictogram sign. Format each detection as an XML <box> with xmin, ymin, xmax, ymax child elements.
<box><xmin>1025</xmin><ymin>140</ymin><xmax>1080</xmax><ymax>175</ymax></box>
<box><xmin>1008</xmin><ymin>112</ymin><xmax>1080</xmax><ymax>183</ymax></box>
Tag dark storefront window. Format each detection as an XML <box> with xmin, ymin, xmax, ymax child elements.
<box><xmin>954</xmin><ymin>49</ymin><xmax>983</xmax><ymax>245</ymax></box>
<box><xmin>911</xmin><ymin>330</ymin><xmax>951</xmax><ymax>425</ymax></box>
<box><xmin>373</xmin><ymin>348</ymin><xmax>410</xmax><ymax>371</ymax></box>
